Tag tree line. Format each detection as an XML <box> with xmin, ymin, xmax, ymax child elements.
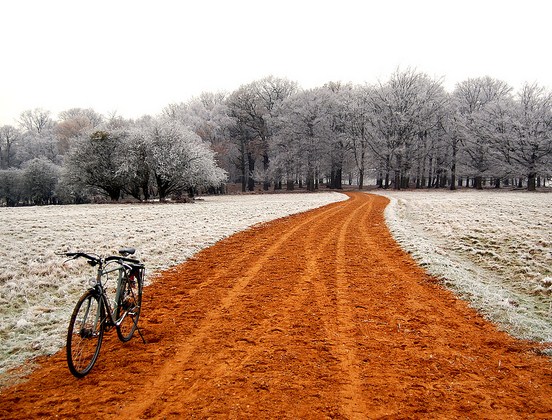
<box><xmin>1</xmin><ymin>69</ymin><xmax>551</xmax><ymax>206</ymax></box>
<box><xmin>0</xmin><ymin>110</ymin><xmax>226</xmax><ymax>205</ymax></box>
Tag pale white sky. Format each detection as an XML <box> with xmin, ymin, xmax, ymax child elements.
<box><xmin>1</xmin><ymin>0</ymin><xmax>551</xmax><ymax>126</ymax></box>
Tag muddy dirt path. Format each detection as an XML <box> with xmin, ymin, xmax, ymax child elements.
<box><xmin>1</xmin><ymin>193</ymin><xmax>551</xmax><ymax>418</ymax></box>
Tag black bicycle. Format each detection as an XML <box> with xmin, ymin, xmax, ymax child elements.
<box><xmin>63</xmin><ymin>248</ymin><xmax>145</xmax><ymax>377</ymax></box>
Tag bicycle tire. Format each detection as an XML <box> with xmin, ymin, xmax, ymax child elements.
<box><xmin>67</xmin><ymin>290</ymin><xmax>104</xmax><ymax>378</ymax></box>
<box><xmin>116</xmin><ymin>269</ymin><xmax>142</xmax><ymax>342</ymax></box>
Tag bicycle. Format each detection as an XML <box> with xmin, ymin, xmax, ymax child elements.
<box><xmin>62</xmin><ymin>248</ymin><xmax>146</xmax><ymax>377</ymax></box>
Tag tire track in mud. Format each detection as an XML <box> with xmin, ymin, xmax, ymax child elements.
<box><xmin>1</xmin><ymin>193</ymin><xmax>552</xmax><ymax>419</ymax></box>
<box><xmin>333</xmin><ymin>195</ymin><xmax>374</xmax><ymax>417</ymax></box>
<box><xmin>143</xmin><ymin>198</ymin><xmax>375</xmax><ymax>418</ymax></box>
<box><xmin>131</xmin><ymin>202</ymin><xmax>350</xmax><ymax>418</ymax></box>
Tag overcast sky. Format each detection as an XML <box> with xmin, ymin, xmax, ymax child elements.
<box><xmin>1</xmin><ymin>0</ymin><xmax>551</xmax><ymax>126</ymax></box>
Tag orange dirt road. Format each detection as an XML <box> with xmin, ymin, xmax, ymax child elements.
<box><xmin>1</xmin><ymin>192</ymin><xmax>551</xmax><ymax>419</ymax></box>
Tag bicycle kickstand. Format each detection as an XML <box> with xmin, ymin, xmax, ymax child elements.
<box><xmin>136</xmin><ymin>324</ymin><xmax>146</xmax><ymax>344</ymax></box>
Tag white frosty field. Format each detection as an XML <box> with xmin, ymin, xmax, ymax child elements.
<box><xmin>0</xmin><ymin>192</ymin><xmax>348</xmax><ymax>376</ymax></box>
<box><xmin>376</xmin><ymin>189</ymin><xmax>552</xmax><ymax>346</ymax></box>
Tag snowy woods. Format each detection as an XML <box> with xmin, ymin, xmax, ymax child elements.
<box><xmin>0</xmin><ymin>112</ymin><xmax>227</xmax><ymax>205</ymax></box>
<box><xmin>1</xmin><ymin>70</ymin><xmax>551</xmax><ymax>205</ymax></box>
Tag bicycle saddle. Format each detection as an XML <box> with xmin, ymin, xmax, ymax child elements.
<box><xmin>119</xmin><ymin>247</ymin><xmax>136</xmax><ymax>257</ymax></box>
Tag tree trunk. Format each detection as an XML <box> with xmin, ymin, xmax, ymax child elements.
<box><xmin>247</xmin><ymin>152</ymin><xmax>255</xmax><ymax>191</ymax></box>
<box><xmin>528</xmin><ymin>172</ymin><xmax>537</xmax><ymax>191</ymax></box>
<box><xmin>401</xmin><ymin>174</ymin><xmax>409</xmax><ymax>189</ymax></box>
<box><xmin>443</xmin><ymin>171</ymin><xmax>448</xmax><ymax>188</ymax></box>
<box><xmin>263</xmin><ymin>153</ymin><xmax>270</xmax><ymax>191</ymax></box>
<box><xmin>156</xmin><ymin>175</ymin><xmax>168</xmax><ymax>202</ymax></box>
<box><xmin>394</xmin><ymin>154</ymin><xmax>402</xmax><ymax>190</ymax></box>
<box><xmin>427</xmin><ymin>155</ymin><xmax>433</xmax><ymax>188</ymax></box>
<box><xmin>306</xmin><ymin>174</ymin><xmax>315</xmax><ymax>191</ymax></box>
<box><xmin>450</xmin><ymin>163</ymin><xmax>456</xmax><ymax>190</ymax></box>
<box><xmin>376</xmin><ymin>171</ymin><xmax>383</xmax><ymax>188</ymax></box>
<box><xmin>240</xmin><ymin>141</ymin><xmax>247</xmax><ymax>193</ymax></box>
<box><xmin>450</xmin><ymin>137</ymin><xmax>457</xmax><ymax>190</ymax></box>
<box><xmin>420</xmin><ymin>148</ymin><xmax>427</xmax><ymax>188</ymax></box>
<box><xmin>305</xmin><ymin>163</ymin><xmax>315</xmax><ymax>191</ymax></box>
<box><xmin>141</xmin><ymin>171</ymin><xmax>150</xmax><ymax>201</ymax></box>
<box><xmin>108</xmin><ymin>187</ymin><xmax>120</xmax><ymax>201</ymax></box>
<box><xmin>394</xmin><ymin>170</ymin><xmax>401</xmax><ymax>190</ymax></box>
<box><xmin>329</xmin><ymin>161</ymin><xmax>343</xmax><ymax>189</ymax></box>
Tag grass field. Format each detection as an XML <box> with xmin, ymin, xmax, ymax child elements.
<box><xmin>376</xmin><ymin>189</ymin><xmax>552</xmax><ymax>346</ymax></box>
<box><xmin>0</xmin><ymin>192</ymin><xmax>347</xmax><ymax>375</ymax></box>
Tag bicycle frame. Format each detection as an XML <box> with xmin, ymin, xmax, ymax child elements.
<box><xmin>91</xmin><ymin>260</ymin><xmax>132</xmax><ymax>330</ymax></box>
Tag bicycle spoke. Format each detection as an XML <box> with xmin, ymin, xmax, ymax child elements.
<box><xmin>66</xmin><ymin>291</ymin><xmax>104</xmax><ymax>377</ymax></box>
<box><xmin>116</xmin><ymin>271</ymin><xmax>142</xmax><ymax>342</ymax></box>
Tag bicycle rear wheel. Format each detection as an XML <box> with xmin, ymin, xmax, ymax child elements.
<box><xmin>116</xmin><ymin>269</ymin><xmax>142</xmax><ymax>342</ymax></box>
<box><xmin>67</xmin><ymin>290</ymin><xmax>104</xmax><ymax>377</ymax></box>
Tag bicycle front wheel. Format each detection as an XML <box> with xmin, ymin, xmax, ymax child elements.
<box><xmin>67</xmin><ymin>290</ymin><xmax>104</xmax><ymax>378</ymax></box>
<box><xmin>116</xmin><ymin>270</ymin><xmax>142</xmax><ymax>342</ymax></box>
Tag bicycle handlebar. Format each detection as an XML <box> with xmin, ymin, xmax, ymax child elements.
<box><xmin>62</xmin><ymin>251</ymin><xmax>142</xmax><ymax>267</ymax></box>
<box><xmin>105</xmin><ymin>255</ymin><xmax>142</xmax><ymax>265</ymax></box>
<box><xmin>64</xmin><ymin>252</ymin><xmax>101</xmax><ymax>264</ymax></box>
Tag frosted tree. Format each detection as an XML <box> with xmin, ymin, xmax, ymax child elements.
<box><xmin>56</xmin><ymin>108</ymin><xmax>103</xmax><ymax>154</ymax></box>
<box><xmin>0</xmin><ymin>169</ymin><xmax>23</xmax><ymax>206</ymax></box>
<box><xmin>120</xmin><ymin>117</ymin><xmax>153</xmax><ymax>201</ymax></box>
<box><xmin>170</xmin><ymin>93</ymin><xmax>236</xmax><ymax>179</ymax></box>
<box><xmin>440</xmin><ymin>92</ymin><xmax>468</xmax><ymax>189</ymax></box>
<box><xmin>64</xmin><ymin>129</ymin><xmax>127</xmax><ymax>201</ymax></box>
<box><xmin>143</xmin><ymin>118</ymin><xmax>226</xmax><ymax>201</ymax></box>
<box><xmin>0</xmin><ymin>125</ymin><xmax>20</xmax><ymax>169</ymax></box>
<box><xmin>492</xmin><ymin>83</ymin><xmax>552</xmax><ymax>190</ymax></box>
<box><xmin>226</xmin><ymin>76</ymin><xmax>297</xmax><ymax>191</ymax></box>
<box><xmin>472</xmin><ymin>93</ymin><xmax>517</xmax><ymax>187</ymax></box>
<box><xmin>270</xmin><ymin>104</ymin><xmax>302</xmax><ymax>190</ymax></box>
<box><xmin>226</xmin><ymin>86</ymin><xmax>260</xmax><ymax>191</ymax></box>
<box><xmin>58</xmin><ymin>108</ymin><xmax>103</xmax><ymax>127</ymax></box>
<box><xmin>187</xmin><ymin>92</ymin><xmax>231</xmax><ymax>144</ymax></box>
<box><xmin>11</xmin><ymin>108</ymin><xmax>62</xmax><ymax>166</ymax></box>
<box><xmin>453</xmin><ymin>77</ymin><xmax>513</xmax><ymax>189</ymax></box>
<box><xmin>163</xmin><ymin>92</ymin><xmax>238</xmax><ymax>184</ymax></box>
<box><xmin>18</xmin><ymin>108</ymin><xmax>55</xmax><ymax>134</ymax></box>
<box><xmin>22</xmin><ymin>157</ymin><xmax>60</xmax><ymax>205</ymax></box>
<box><xmin>16</xmin><ymin>129</ymin><xmax>61</xmax><ymax>165</ymax></box>
<box><xmin>340</xmin><ymin>85</ymin><xmax>377</xmax><ymax>189</ymax></box>
<box><xmin>271</xmin><ymin>88</ymin><xmax>333</xmax><ymax>191</ymax></box>
<box><xmin>324</xmin><ymin>82</ymin><xmax>353</xmax><ymax>189</ymax></box>
<box><xmin>369</xmin><ymin>69</ymin><xmax>447</xmax><ymax>189</ymax></box>
<box><xmin>256</xmin><ymin>76</ymin><xmax>299</xmax><ymax>189</ymax></box>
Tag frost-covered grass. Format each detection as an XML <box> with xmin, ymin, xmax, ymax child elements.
<box><xmin>375</xmin><ymin>189</ymin><xmax>552</xmax><ymax>345</ymax></box>
<box><xmin>0</xmin><ymin>192</ymin><xmax>347</xmax><ymax>376</ymax></box>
